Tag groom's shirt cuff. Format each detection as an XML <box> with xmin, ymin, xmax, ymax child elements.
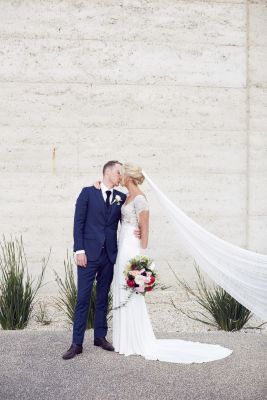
<box><xmin>76</xmin><ymin>250</ymin><xmax>85</xmax><ymax>254</ymax></box>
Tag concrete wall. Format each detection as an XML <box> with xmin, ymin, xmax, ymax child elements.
<box><xmin>0</xmin><ymin>0</ymin><xmax>266</xmax><ymax>294</ymax></box>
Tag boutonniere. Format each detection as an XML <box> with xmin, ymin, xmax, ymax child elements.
<box><xmin>111</xmin><ymin>194</ymin><xmax>122</xmax><ymax>205</ymax></box>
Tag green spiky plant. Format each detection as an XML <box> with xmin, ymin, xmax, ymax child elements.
<box><xmin>54</xmin><ymin>251</ymin><xmax>112</xmax><ymax>329</ymax></box>
<box><xmin>34</xmin><ymin>301</ymin><xmax>52</xmax><ymax>325</ymax></box>
<box><xmin>169</xmin><ymin>262</ymin><xmax>266</xmax><ymax>332</ymax></box>
<box><xmin>0</xmin><ymin>236</ymin><xmax>48</xmax><ymax>330</ymax></box>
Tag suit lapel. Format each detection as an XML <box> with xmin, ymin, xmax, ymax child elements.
<box><xmin>95</xmin><ymin>187</ymin><xmax>106</xmax><ymax>217</ymax></box>
<box><xmin>94</xmin><ymin>187</ymin><xmax>121</xmax><ymax>223</ymax></box>
<box><xmin>107</xmin><ymin>189</ymin><xmax>120</xmax><ymax>222</ymax></box>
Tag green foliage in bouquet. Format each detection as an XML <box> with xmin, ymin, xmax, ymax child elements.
<box><xmin>0</xmin><ymin>236</ymin><xmax>48</xmax><ymax>330</ymax></box>
<box><xmin>170</xmin><ymin>263</ymin><xmax>266</xmax><ymax>332</ymax></box>
<box><xmin>54</xmin><ymin>251</ymin><xmax>112</xmax><ymax>329</ymax></box>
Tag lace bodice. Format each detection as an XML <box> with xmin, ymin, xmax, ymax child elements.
<box><xmin>121</xmin><ymin>194</ymin><xmax>149</xmax><ymax>227</ymax></box>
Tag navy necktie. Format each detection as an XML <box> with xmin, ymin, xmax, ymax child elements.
<box><xmin>106</xmin><ymin>190</ymin><xmax>112</xmax><ymax>208</ymax></box>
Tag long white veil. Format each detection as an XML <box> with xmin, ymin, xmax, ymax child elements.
<box><xmin>142</xmin><ymin>171</ymin><xmax>267</xmax><ymax>322</ymax></box>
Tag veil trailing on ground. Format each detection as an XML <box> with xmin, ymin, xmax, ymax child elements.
<box><xmin>142</xmin><ymin>171</ymin><xmax>267</xmax><ymax>322</ymax></box>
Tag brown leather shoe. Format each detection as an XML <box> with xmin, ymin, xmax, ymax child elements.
<box><xmin>62</xmin><ymin>343</ymin><xmax>83</xmax><ymax>360</ymax></box>
<box><xmin>94</xmin><ymin>337</ymin><xmax>114</xmax><ymax>351</ymax></box>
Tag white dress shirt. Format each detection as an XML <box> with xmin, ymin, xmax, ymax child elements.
<box><xmin>76</xmin><ymin>182</ymin><xmax>113</xmax><ymax>254</ymax></box>
<box><xmin>100</xmin><ymin>181</ymin><xmax>114</xmax><ymax>204</ymax></box>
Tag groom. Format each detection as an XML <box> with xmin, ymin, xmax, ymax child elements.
<box><xmin>63</xmin><ymin>161</ymin><xmax>138</xmax><ymax>360</ymax></box>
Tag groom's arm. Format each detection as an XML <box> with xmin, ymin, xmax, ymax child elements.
<box><xmin>73</xmin><ymin>187</ymin><xmax>90</xmax><ymax>254</ymax></box>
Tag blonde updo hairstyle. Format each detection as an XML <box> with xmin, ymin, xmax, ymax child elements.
<box><xmin>121</xmin><ymin>163</ymin><xmax>145</xmax><ymax>185</ymax></box>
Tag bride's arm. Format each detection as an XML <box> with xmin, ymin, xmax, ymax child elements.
<box><xmin>138</xmin><ymin>210</ymin><xmax>149</xmax><ymax>249</ymax></box>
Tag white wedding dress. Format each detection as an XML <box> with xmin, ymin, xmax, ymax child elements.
<box><xmin>112</xmin><ymin>194</ymin><xmax>233</xmax><ymax>364</ymax></box>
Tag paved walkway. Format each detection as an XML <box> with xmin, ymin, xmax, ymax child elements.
<box><xmin>0</xmin><ymin>330</ymin><xmax>266</xmax><ymax>400</ymax></box>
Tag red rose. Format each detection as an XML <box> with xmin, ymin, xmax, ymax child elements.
<box><xmin>127</xmin><ymin>279</ymin><xmax>135</xmax><ymax>288</ymax></box>
<box><xmin>146</xmin><ymin>286</ymin><xmax>153</xmax><ymax>292</ymax></box>
<box><xmin>149</xmin><ymin>276</ymin><xmax>155</xmax><ymax>284</ymax></box>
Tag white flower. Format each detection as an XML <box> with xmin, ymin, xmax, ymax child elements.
<box><xmin>150</xmin><ymin>262</ymin><xmax>156</xmax><ymax>271</ymax></box>
<box><xmin>112</xmin><ymin>194</ymin><xmax>122</xmax><ymax>205</ymax></box>
<box><xmin>135</xmin><ymin>275</ymin><xmax>145</xmax><ymax>286</ymax></box>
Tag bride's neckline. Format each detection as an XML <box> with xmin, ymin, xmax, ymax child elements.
<box><xmin>124</xmin><ymin>194</ymin><xmax>145</xmax><ymax>207</ymax></box>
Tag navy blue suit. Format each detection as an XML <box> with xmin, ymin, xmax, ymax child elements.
<box><xmin>72</xmin><ymin>186</ymin><xmax>126</xmax><ymax>344</ymax></box>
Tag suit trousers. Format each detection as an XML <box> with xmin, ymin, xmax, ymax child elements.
<box><xmin>72</xmin><ymin>246</ymin><xmax>114</xmax><ymax>345</ymax></box>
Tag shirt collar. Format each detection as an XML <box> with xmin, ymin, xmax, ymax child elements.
<box><xmin>100</xmin><ymin>182</ymin><xmax>114</xmax><ymax>194</ymax></box>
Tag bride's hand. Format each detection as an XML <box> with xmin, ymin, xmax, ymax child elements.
<box><xmin>93</xmin><ymin>180</ymin><xmax>101</xmax><ymax>189</ymax></box>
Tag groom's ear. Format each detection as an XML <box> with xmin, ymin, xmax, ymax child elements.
<box><xmin>103</xmin><ymin>160</ymin><xmax>122</xmax><ymax>175</ymax></box>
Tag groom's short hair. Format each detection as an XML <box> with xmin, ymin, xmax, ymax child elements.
<box><xmin>103</xmin><ymin>160</ymin><xmax>122</xmax><ymax>175</ymax></box>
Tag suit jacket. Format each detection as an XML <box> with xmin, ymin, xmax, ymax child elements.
<box><xmin>73</xmin><ymin>186</ymin><xmax>126</xmax><ymax>264</ymax></box>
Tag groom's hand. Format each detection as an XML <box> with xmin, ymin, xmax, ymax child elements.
<box><xmin>93</xmin><ymin>180</ymin><xmax>101</xmax><ymax>189</ymax></box>
<box><xmin>76</xmin><ymin>253</ymin><xmax>87</xmax><ymax>267</ymax></box>
<box><xmin>134</xmin><ymin>228</ymin><xmax>141</xmax><ymax>239</ymax></box>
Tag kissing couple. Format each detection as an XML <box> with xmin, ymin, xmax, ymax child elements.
<box><xmin>63</xmin><ymin>160</ymin><xmax>232</xmax><ymax>364</ymax></box>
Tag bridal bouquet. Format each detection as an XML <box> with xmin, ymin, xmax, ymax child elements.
<box><xmin>124</xmin><ymin>255</ymin><xmax>158</xmax><ymax>295</ymax></box>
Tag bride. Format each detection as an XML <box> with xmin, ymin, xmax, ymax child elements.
<box><xmin>96</xmin><ymin>163</ymin><xmax>233</xmax><ymax>364</ymax></box>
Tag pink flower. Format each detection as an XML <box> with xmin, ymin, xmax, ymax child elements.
<box><xmin>129</xmin><ymin>270</ymin><xmax>139</xmax><ymax>277</ymax></box>
<box><xmin>135</xmin><ymin>286</ymin><xmax>145</xmax><ymax>293</ymax></box>
<box><xmin>143</xmin><ymin>276</ymin><xmax>151</xmax><ymax>284</ymax></box>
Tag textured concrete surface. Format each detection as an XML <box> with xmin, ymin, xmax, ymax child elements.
<box><xmin>0</xmin><ymin>330</ymin><xmax>266</xmax><ymax>400</ymax></box>
<box><xmin>0</xmin><ymin>0</ymin><xmax>266</xmax><ymax>293</ymax></box>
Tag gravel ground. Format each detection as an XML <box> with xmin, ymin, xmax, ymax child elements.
<box><xmin>0</xmin><ymin>330</ymin><xmax>266</xmax><ymax>400</ymax></box>
<box><xmin>0</xmin><ymin>292</ymin><xmax>266</xmax><ymax>400</ymax></box>
<box><xmin>23</xmin><ymin>292</ymin><xmax>267</xmax><ymax>335</ymax></box>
